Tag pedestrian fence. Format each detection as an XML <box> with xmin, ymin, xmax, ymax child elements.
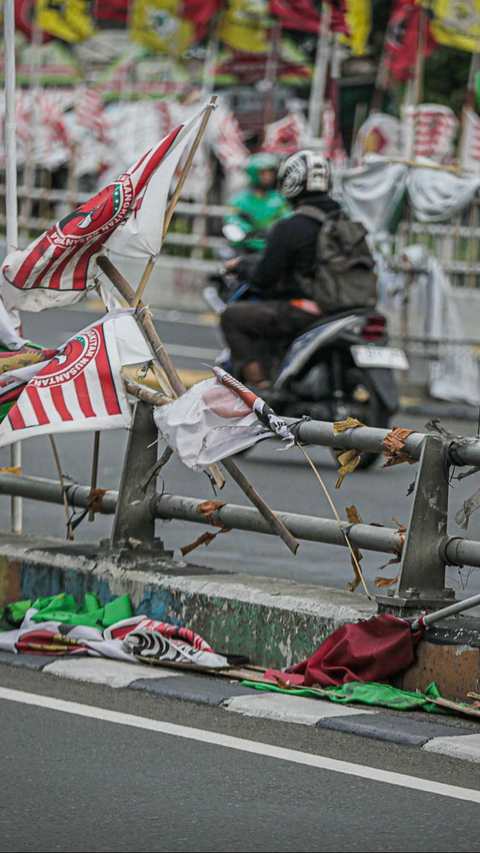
<box><xmin>2</xmin><ymin>404</ymin><xmax>480</xmax><ymax>614</ymax></box>
<box><xmin>5</xmin><ymin>184</ymin><xmax>480</xmax><ymax>288</ymax></box>
<box><xmin>4</xmin><ymin>182</ymin><xmax>480</xmax><ymax>396</ymax></box>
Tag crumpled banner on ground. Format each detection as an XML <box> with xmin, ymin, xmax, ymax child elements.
<box><xmin>104</xmin><ymin>616</ymin><xmax>228</xmax><ymax>669</ymax></box>
<box><xmin>264</xmin><ymin>614</ymin><xmax>421</xmax><ymax>688</ymax></box>
<box><xmin>0</xmin><ymin>593</ymin><xmax>228</xmax><ymax>670</ymax></box>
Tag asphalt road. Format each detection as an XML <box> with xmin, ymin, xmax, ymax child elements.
<box><xmin>2</xmin><ymin>305</ymin><xmax>480</xmax><ymax>601</ymax></box>
<box><xmin>1</xmin><ymin>664</ymin><xmax>480</xmax><ymax>853</ymax></box>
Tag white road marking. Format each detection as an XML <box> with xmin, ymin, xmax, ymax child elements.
<box><xmin>1</xmin><ymin>687</ymin><xmax>479</xmax><ymax>803</ymax></box>
<box><xmin>42</xmin><ymin>658</ymin><xmax>181</xmax><ymax>687</ymax></box>
<box><xmin>224</xmin><ymin>693</ymin><xmax>376</xmax><ymax>725</ymax></box>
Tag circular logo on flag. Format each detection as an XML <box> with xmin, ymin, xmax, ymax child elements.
<box><xmin>51</xmin><ymin>176</ymin><xmax>134</xmax><ymax>248</ymax></box>
<box><xmin>32</xmin><ymin>329</ymin><xmax>101</xmax><ymax>387</ymax></box>
<box><xmin>202</xmin><ymin>384</ymin><xmax>252</xmax><ymax>419</ymax></box>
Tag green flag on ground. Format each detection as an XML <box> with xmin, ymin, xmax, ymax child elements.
<box><xmin>0</xmin><ymin>593</ymin><xmax>133</xmax><ymax>631</ymax></box>
<box><xmin>242</xmin><ymin>679</ymin><xmax>449</xmax><ymax>715</ymax></box>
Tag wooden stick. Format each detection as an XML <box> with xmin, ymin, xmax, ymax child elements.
<box><xmin>123</xmin><ymin>377</ymin><xmax>174</xmax><ymax>407</ymax></box>
<box><xmin>49</xmin><ymin>435</ymin><xmax>74</xmax><ymax>540</ymax></box>
<box><xmin>431</xmin><ymin>696</ymin><xmax>480</xmax><ymax>719</ymax></box>
<box><xmin>88</xmin><ymin>432</ymin><xmax>101</xmax><ymax>522</ymax></box>
<box><xmin>97</xmin><ymin>256</ymin><xmax>299</xmax><ymax>554</ymax></box>
<box><xmin>297</xmin><ymin>443</ymin><xmax>372</xmax><ymax>599</ymax></box>
<box><xmin>131</xmin><ymin>96</ymin><xmax>217</xmax><ymax>309</ymax></box>
<box><xmin>162</xmin><ymin>96</ymin><xmax>217</xmax><ymax>241</ymax></box>
<box><xmin>385</xmin><ymin>157</ymin><xmax>474</xmax><ymax>175</ymax></box>
<box><xmin>220</xmin><ymin>456</ymin><xmax>298</xmax><ymax>554</ymax></box>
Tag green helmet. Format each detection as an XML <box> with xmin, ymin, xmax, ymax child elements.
<box><xmin>245</xmin><ymin>153</ymin><xmax>279</xmax><ymax>186</ymax></box>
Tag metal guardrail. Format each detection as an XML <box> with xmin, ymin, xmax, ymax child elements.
<box><xmin>394</xmin><ymin>207</ymin><xmax>480</xmax><ymax>288</ymax></box>
<box><xmin>0</xmin><ymin>472</ymin><xmax>403</xmax><ymax>556</ymax></box>
<box><xmin>286</xmin><ymin>417</ymin><xmax>480</xmax><ymax>468</ymax></box>
<box><xmin>1</xmin><ymin>403</ymin><xmax>480</xmax><ymax>614</ymax></box>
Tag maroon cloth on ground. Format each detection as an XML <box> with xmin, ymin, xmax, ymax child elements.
<box><xmin>266</xmin><ymin>615</ymin><xmax>421</xmax><ymax>688</ymax></box>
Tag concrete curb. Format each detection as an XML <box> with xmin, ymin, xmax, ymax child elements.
<box><xmin>0</xmin><ymin>533</ymin><xmax>375</xmax><ymax>670</ymax></box>
<box><xmin>0</xmin><ymin>651</ymin><xmax>479</xmax><ymax>762</ymax></box>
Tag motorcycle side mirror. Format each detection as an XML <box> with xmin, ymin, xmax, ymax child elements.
<box><xmin>222</xmin><ymin>223</ymin><xmax>246</xmax><ymax>243</ymax></box>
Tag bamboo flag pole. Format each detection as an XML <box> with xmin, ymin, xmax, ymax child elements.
<box><xmin>459</xmin><ymin>44</ymin><xmax>480</xmax><ymax>176</ymax></box>
<box><xmin>307</xmin><ymin>3</ymin><xmax>332</xmax><ymax>140</ymax></box>
<box><xmin>88</xmin><ymin>432</ymin><xmax>101</xmax><ymax>523</ymax></box>
<box><xmin>385</xmin><ymin>156</ymin><xmax>474</xmax><ymax>174</ymax></box>
<box><xmin>131</xmin><ymin>95</ymin><xmax>217</xmax><ymax>310</ymax></box>
<box><xmin>413</xmin><ymin>0</ymin><xmax>428</xmax><ymax>110</ymax></box>
<box><xmin>411</xmin><ymin>0</ymin><xmax>429</xmax><ymax>160</ymax></box>
<box><xmin>97</xmin><ymin>256</ymin><xmax>299</xmax><ymax>555</ymax></box>
<box><xmin>49</xmin><ymin>436</ymin><xmax>74</xmax><ymax>540</ymax></box>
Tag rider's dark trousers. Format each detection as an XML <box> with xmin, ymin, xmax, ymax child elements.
<box><xmin>220</xmin><ymin>300</ymin><xmax>314</xmax><ymax>378</ymax></box>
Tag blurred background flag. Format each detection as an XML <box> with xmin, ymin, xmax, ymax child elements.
<box><xmin>131</xmin><ymin>0</ymin><xmax>220</xmax><ymax>55</ymax></box>
<box><xmin>219</xmin><ymin>0</ymin><xmax>271</xmax><ymax>54</ymax></box>
<box><xmin>130</xmin><ymin>0</ymin><xmax>194</xmax><ymax>55</ymax></box>
<box><xmin>92</xmin><ymin>0</ymin><xmax>130</xmax><ymax>28</ymax></box>
<box><xmin>325</xmin><ymin>0</ymin><xmax>349</xmax><ymax>34</ymax></box>
<box><xmin>36</xmin><ymin>0</ymin><xmax>97</xmax><ymax>42</ymax></box>
<box><xmin>431</xmin><ymin>0</ymin><xmax>480</xmax><ymax>52</ymax></box>
<box><xmin>342</xmin><ymin>0</ymin><xmax>371</xmax><ymax>57</ymax></box>
<box><xmin>384</xmin><ymin>0</ymin><xmax>437</xmax><ymax>81</ymax></box>
<box><xmin>269</xmin><ymin>0</ymin><xmax>320</xmax><ymax>33</ymax></box>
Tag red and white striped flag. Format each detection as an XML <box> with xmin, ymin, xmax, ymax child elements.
<box><xmin>459</xmin><ymin>107</ymin><xmax>480</xmax><ymax>173</ymax></box>
<box><xmin>37</xmin><ymin>91</ymin><xmax>73</xmax><ymax>152</ymax></box>
<box><xmin>261</xmin><ymin>113</ymin><xmax>305</xmax><ymax>157</ymax></box>
<box><xmin>209</xmin><ymin>103</ymin><xmax>248</xmax><ymax>169</ymax></box>
<box><xmin>15</xmin><ymin>92</ymin><xmax>33</xmax><ymax>147</ymax></box>
<box><xmin>0</xmin><ymin>310</ymin><xmax>151</xmax><ymax>448</ymax></box>
<box><xmin>1</xmin><ymin>106</ymin><xmax>208</xmax><ymax>312</ymax></box>
<box><xmin>404</xmin><ymin>104</ymin><xmax>458</xmax><ymax>162</ymax></box>
<box><xmin>75</xmin><ymin>88</ymin><xmax>110</xmax><ymax>143</ymax></box>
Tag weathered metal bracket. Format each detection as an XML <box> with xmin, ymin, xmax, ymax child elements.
<box><xmin>377</xmin><ymin>434</ymin><xmax>455</xmax><ymax>612</ymax></box>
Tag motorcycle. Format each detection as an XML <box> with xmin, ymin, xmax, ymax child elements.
<box><xmin>206</xmin><ymin>223</ymin><xmax>266</xmax><ymax>310</ymax></box>
<box><xmin>204</xmin><ymin>269</ymin><xmax>409</xmax><ymax>469</ymax></box>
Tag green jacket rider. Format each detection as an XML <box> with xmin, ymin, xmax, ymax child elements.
<box><xmin>224</xmin><ymin>153</ymin><xmax>291</xmax><ymax>251</ymax></box>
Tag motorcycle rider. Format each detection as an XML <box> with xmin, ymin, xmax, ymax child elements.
<box><xmin>223</xmin><ymin>153</ymin><xmax>290</xmax><ymax>251</ymax></box>
<box><xmin>221</xmin><ymin>149</ymin><xmax>339</xmax><ymax>388</ymax></box>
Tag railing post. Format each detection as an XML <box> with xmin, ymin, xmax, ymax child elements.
<box><xmin>110</xmin><ymin>401</ymin><xmax>168</xmax><ymax>553</ymax></box>
<box><xmin>377</xmin><ymin>434</ymin><xmax>455</xmax><ymax>612</ymax></box>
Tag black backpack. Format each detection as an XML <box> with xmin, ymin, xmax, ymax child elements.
<box><xmin>295</xmin><ymin>205</ymin><xmax>377</xmax><ymax>314</ymax></box>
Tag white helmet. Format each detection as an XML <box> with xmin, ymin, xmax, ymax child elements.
<box><xmin>278</xmin><ymin>150</ymin><xmax>331</xmax><ymax>200</ymax></box>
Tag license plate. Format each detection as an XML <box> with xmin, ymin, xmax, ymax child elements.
<box><xmin>351</xmin><ymin>345</ymin><xmax>409</xmax><ymax>370</ymax></box>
